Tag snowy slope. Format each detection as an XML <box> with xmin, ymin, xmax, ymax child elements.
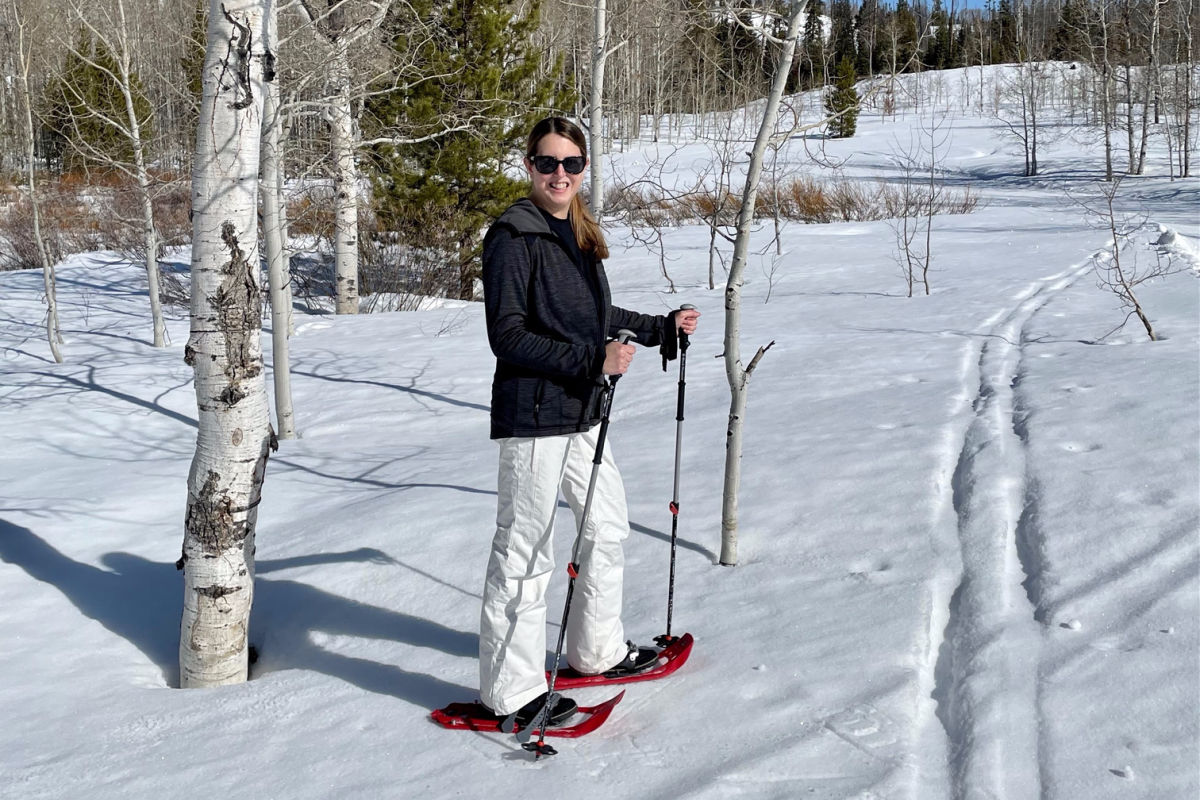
<box><xmin>1</xmin><ymin>67</ymin><xmax>1197</xmax><ymax>800</ymax></box>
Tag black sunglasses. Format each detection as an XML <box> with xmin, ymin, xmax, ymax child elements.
<box><xmin>529</xmin><ymin>155</ymin><xmax>586</xmax><ymax>175</ymax></box>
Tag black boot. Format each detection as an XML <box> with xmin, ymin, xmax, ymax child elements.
<box><xmin>601</xmin><ymin>641</ymin><xmax>660</xmax><ymax>678</ymax></box>
<box><xmin>489</xmin><ymin>692</ymin><xmax>577</xmax><ymax>728</ymax></box>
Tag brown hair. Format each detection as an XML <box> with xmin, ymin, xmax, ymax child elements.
<box><xmin>525</xmin><ymin>117</ymin><xmax>609</xmax><ymax>260</ymax></box>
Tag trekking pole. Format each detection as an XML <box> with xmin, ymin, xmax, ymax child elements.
<box><xmin>522</xmin><ymin>329</ymin><xmax>637</xmax><ymax>760</ymax></box>
<box><xmin>656</xmin><ymin>305</ymin><xmax>693</xmax><ymax>647</ymax></box>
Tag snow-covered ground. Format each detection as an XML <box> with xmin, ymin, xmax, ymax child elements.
<box><xmin>2</xmin><ymin>67</ymin><xmax>1197</xmax><ymax>799</ymax></box>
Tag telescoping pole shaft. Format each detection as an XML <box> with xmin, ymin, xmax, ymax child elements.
<box><xmin>525</xmin><ymin>329</ymin><xmax>637</xmax><ymax>759</ymax></box>
<box><xmin>660</xmin><ymin>305</ymin><xmax>693</xmax><ymax>644</ymax></box>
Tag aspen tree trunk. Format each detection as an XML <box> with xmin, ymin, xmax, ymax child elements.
<box><xmin>1135</xmin><ymin>0</ymin><xmax>1164</xmax><ymax>176</ymax></box>
<box><xmin>1183</xmin><ymin>0</ymin><xmax>1195</xmax><ymax>177</ymax></box>
<box><xmin>261</xmin><ymin>1</ymin><xmax>295</xmax><ymax>439</ymax></box>
<box><xmin>180</xmin><ymin>0</ymin><xmax>274</xmax><ymax>688</ymax></box>
<box><xmin>330</xmin><ymin>35</ymin><xmax>359</xmax><ymax>314</ymax></box>
<box><xmin>1123</xmin><ymin>64</ymin><xmax>1135</xmax><ymax>173</ymax></box>
<box><xmin>66</xmin><ymin>0</ymin><xmax>166</xmax><ymax>346</ymax></box>
<box><xmin>719</xmin><ymin>1</ymin><xmax>804</xmax><ymax>566</ymax></box>
<box><xmin>589</xmin><ymin>0</ymin><xmax>607</xmax><ymax>218</ymax></box>
<box><xmin>1028</xmin><ymin>65</ymin><xmax>1039</xmax><ymax>176</ymax></box>
<box><xmin>127</xmin><ymin>99</ymin><xmax>166</xmax><ymax>348</ymax></box>
<box><xmin>136</xmin><ymin>168</ymin><xmax>165</xmax><ymax>347</ymax></box>
<box><xmin>12</xmin><ymin>0</ymin><xmax>62</xmax><ymax>363</ymax></box>
<box><xmin>115</xmin><ymin>0</ymin><xmax>166</xmax><ymax>346</ymax></box>
<box><xmin>1094</xmin><ymin>5</ymin><xmax>1115</xmax><ymax>183</ymax></box>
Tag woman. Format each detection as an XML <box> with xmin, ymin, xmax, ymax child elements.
<box><xmin>478</xmin><ymin>117</ymin><xmax>700</xmax><ymax>726</ymax></box>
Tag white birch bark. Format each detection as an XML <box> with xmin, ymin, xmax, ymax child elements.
<box><xmin>589</xmin><ymin>0</ymin><xmax>607</xmax><ymax>219</ymax></box>
<box><xmin>11</xmin><ymin>0</ymin><xmax>62</xmax><ymax>363</ymax></box>
<box><xmin>261</xmin><ymin>3</ymin><xmax>296</xmax><ymax>439</ymax></box>
<box><xmin>330</xmin><ymin>35</ymin><xmax>359</xmax><ymax>315</ymax></box>
<box><xmin>62</xmin><ymin>0</ymin><xmax>166</xmax><ymax>346</ymax></box>
<box><xmin>117</xmin><ymin>4</ymin><xmax>167</xmax><ymax>348</ymax></box>
<box><xmin>180</xmin><ymin>0</ymin><xmax>273</xmax><ymax>688</ymax></box>
<box><xmin>295</xmin><ymin>0</ymin><xmax>389</xmax><ymax>315</ymax></box>
<box><xmin>719</xmin><ymin>1</ymin><xmax>804</xmax><ymax>566</ymax></box>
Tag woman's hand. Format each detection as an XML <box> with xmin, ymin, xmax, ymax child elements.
<box><xmin>676</xmin><ymin>308</ymin><xmax>700</xmax><ymax>335</ymax></box>
<box><xmin>603</xmin><ymin>340</ymin><xmax>636</xmax><ymax>375</ymax></box>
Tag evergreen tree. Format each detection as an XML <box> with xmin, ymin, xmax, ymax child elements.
<box><xmin>924</xmin><ymin>0</ymin><xmax>951</xmax><ymax>69</ymax></box>
<box><xmin>829</xmin><ymin>0</ymin><xmax>858</xmax><ymax>70</ymax></box>
<box><xmin>824</xmin><ymin>56</ymin><xmax>859</xmax><ymax>138</ymax></box>
<box><xmin>801</xmin><ymin>0</ymin><xmax>827</xmax><ymax>87</ymax></box>
<box><xmin>44</xmin><ymin>31</ymin><xmax>153</xmax><ymax>173</ymax></box>
<box><xmin>891</xmin><ymin>0</ymin><xmax>920</xmax><ymax>72</ymax></box>
<box><xmin>991</xmin><ymin>0</ymin><xmax>1020</xmax><ymax>63</ymax></box>
<box><xmin>362</xmin><ymin>0</ymin><xmax>572</xmax><ymax>299</ymax></box>
<box><xmin>180</xmin><ymin>1</ymin><xmax>207</xmax><ymax>146</ymax></box>
<box><xmin>1050</xmin><ymin>0</ymin><xmax>1088</xmax><ymax>61</ymax></box>
<box><xmin>713</xmin><ymin>12</ymin><xmax>772</xmax><ymax>99</ymax></box>
<box><xmin>854</xmin><ymin>0</ymin><xmax>882</xmax><ymax>76</ymax></box>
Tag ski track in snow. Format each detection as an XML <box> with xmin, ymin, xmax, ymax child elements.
<box><xmin>924</xmin><ymin>255</ymin><xmax>1096</xmax><ymax>800</ymax></box>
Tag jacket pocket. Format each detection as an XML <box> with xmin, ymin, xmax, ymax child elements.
<box><xmin>532</xmin><ymin>378</ymin><xmax>546</xmax><ymax>424</ymax></box>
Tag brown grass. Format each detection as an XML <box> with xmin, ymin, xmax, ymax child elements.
<box><xmin>604</xmin><ymin>174</ymin><xmax>979</xmax><ymax>229</ymax></box>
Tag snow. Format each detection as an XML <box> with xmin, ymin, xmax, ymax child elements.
<box><xmin>2</xmin><ymin>66</ymin><xmax>1197</xmax><ymax>799</ymax></box>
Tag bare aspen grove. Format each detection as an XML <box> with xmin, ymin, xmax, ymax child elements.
<box><xmin>1</xmin><ymin>0</ymin><xmax>1194</xmax><ymax>298</ymax></box>
<box><xmin>0</xmin><ymin>0</ymin><xmax>1195</xmax><ymax>682</ymax></box>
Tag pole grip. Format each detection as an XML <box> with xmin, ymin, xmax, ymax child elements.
<box><xmin>677</xmin><ymin>304</ymin><xmax>695</xmax><ymax>351</ymax></box>
<box><xmin>608</xmin><ymin>330</ymin><xmax>637</xmax><ymax>388</ymax></box>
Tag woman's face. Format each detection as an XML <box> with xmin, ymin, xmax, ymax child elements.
<box><xmin>525</xmin><ymin>133</ymin><xmax>586</xmax><ymax>219</ymax></box>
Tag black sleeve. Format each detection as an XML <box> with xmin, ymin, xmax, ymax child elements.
<box><xmin>608</xmin><ymin>305</ymin><xmax>670</xmax><ymax>349</ymax></box>
<box><xmin>482</xmin><ymin>226</ymin><xmax>605</xmax><ymax>378</ymax></box>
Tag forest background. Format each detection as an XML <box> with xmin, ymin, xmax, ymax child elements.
<box><xmin>2</xmin><ymin>0</ymin><xmax>1194</xmax><ymax>311</ymax></box>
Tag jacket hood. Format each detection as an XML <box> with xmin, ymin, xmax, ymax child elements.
<box><xmin>494</xmin><ymin>198</ymin><xmax>555</xmax><ymax>237</ymax></box>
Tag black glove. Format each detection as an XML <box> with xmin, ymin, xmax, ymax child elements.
<box><xmin>660</xmin><ymin>310</ymin><xmax>680</xmax><ymax>371</ymax></box>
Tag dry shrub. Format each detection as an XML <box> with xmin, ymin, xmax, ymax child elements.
<box><xmin>151</xmin><ymin>178</ymin><xmax>192</xmax><ymax>248</ymax></box>
<box><xmin>786</xmin><ymin>176</ymin><xmax>833</xmax><ymax>222</ymax></box>
<box><xmin>284</xmin><ymin>196</ymin><xmax>469</xmax><ymax>311</ymax></box>
<box><xmin>0</xmin><ymin>184</ymin><xmax>100</xmax><ymax>270</ymax></box>
<box><xmin>103</xmin><ymin>176</ymin><xmax>191</xmax><ymax>257</ymax></box>
<box><xmin>876</xmin><ymin>180</ymin><xmax>979</xmax><ymax>220</ymax></box>
<box><xmin>356</xmin><ymin>203</ymin><xmax>465</xmax><ymax>310</ymax></box>
<box><xmin>287</xmin><ymin>186</ymin><xmax>336</xmax><ymax>238</ymax></box>
<box><xmin>0</xmin><ymin>173</ymin><xmax>194</xmax><ymax>282</ymax></box>
<box><xmin>598</xmin><ymin>172</ymin><xmax>978</xmax><ymax>230</ymax></box>
<box><xmin>828</xmin><ymin>180</ymin><xmax>881</xmax><ymax>221</ymax></box>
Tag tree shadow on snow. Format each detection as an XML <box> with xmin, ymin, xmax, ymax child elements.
<box><xmin>629</xmin><ymin>520</ymin><xmax>719</xmax><ymax>563</ymax></box>
<box><xmin>0</xmin><ymin>520</ymin><xmax>473</xmax><ymax>706</ymax></box>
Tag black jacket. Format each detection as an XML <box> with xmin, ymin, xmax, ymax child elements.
<box><xmin>482</xmin><ymin>198</ymin><xmax>671</xmax><ymax>439</ymax></box>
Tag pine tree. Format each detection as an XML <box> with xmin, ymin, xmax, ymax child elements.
<box><xmin>714</xmin><ymin>13</ymin><xmax>772</xmax><ymax>99</ymax></box>
<box><xmin>991</xmin><ymin>0</ymin><xmax>1020</xmax><ymax>63</ymax></box>
<box><xmin>801</xmin><ymin>0</ymin><xmax>827</xmax><ymax>87</ymax></box>
<box><xmin>855</xmin><ymin>0</ymin><xmax>882</xmax><ymax>76</ymax></box>
<box><xmin>1050</xmin><ymin>0</ymin><xmax>1087</xmax><ymax>61</ymax></box>
<box><xmin>824</xmin><ymin>56</ymin><xmax>859</xmax><ymax>138</ymax></box>
<box><xmin>44</xmin><ymin>31</ymin><xmax>153</xmax><ymax>173</ymax></box>
<box><xmin>925</xmin><ymin>0</ymin><xmax>951</xmax><ymax>69</ymax></box>
<box><xmin>362</xmin><ymin>0</ymin><xmax>572</xmax><ymax>300</ymax></box>
<box><xmin>829</xmin><ymin>0</ymin><xmax>857</xmax><ymax>69</ymax></box>
<box><xmin>891</xmin><ymin>0</ymin><xmax>920</xmax><ymax>73</ymax></box>
<box><xmin>179</xmin><ymin>1</ymin><xmax>207</xmax><ymax>149</ymax></box>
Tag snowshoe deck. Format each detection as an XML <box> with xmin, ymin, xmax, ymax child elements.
<box><xmin>550</xmin><ymin>632</ymin><xmax>694</xmax><ymax>688</ymax></box>
<box><xmin>431</xmin><ymin>690</ymin><xmax>624</xmax><ymax>738</ymax></box>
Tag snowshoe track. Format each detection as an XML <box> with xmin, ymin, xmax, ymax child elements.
<box><xmin>927</xmin><ymin>260</ymin><xmax>1093</xmax><ymax>800</ymax></box>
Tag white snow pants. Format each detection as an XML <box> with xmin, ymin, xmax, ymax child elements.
<box><xmin>479</xmin><ymin>426</ymin><xmax>631</xmax><ymax>715</ymax></box>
